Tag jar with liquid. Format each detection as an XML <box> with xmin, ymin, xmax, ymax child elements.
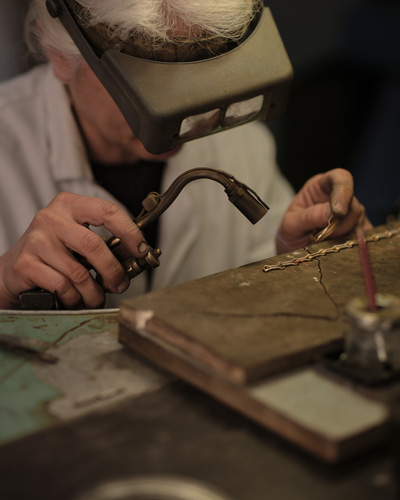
<box><xmin>345</xmin><ymin>293</ymin><xmax>400</xmax><ymax>370</ymax></box>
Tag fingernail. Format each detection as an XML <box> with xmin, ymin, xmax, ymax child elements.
<box><xmin>333</xmin><ymin>202</ymin><xmax>345</xmax><ymax>215</ymax></box>
<box><xmin>138</xmin><ymin>241</ymin><xmax>148</xmax><ymax>254</ymax></box>
<box><xmin>117</xmin><ymin>279</ymin><xmax>130</xmax><ymax>294</ymax></box>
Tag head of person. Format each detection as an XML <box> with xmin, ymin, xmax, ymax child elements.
<box><xmin>24</xmin><ymin>0</ymin><xmax>261</xmax><ymax>163</ymax></box>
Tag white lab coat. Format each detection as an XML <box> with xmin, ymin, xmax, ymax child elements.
<box><xmin>0</xmin><ymin>64</ymin><xmax>294</xmax><ymax>307</ymax></box>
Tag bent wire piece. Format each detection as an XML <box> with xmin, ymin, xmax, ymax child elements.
<box><xmin>306</xmin><ymin>215</ymin><xmax>340</xmax><ymax>251</ymax></box>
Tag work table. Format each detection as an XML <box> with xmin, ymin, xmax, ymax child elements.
<box><xmin>1</xmin><ymin>222</ymin><xmax>400</xmax><ymax>499</ymax></box>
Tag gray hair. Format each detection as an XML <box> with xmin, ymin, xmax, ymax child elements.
<box><xmin>25</xmin><ymin>0</ymin><xmax>260</xmax><ymax>63</ymax></box>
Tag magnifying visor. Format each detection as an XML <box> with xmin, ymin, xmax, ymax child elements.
<box><xmin>46</xmin><ymin>0</ymin><xmax>293</xmax><ymax>155</ymax></box>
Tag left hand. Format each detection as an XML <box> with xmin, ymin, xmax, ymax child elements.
<box><xmin>276</xmin><ymin>168</ymin><xmax>372</xmax><ymax>254</ymax></box>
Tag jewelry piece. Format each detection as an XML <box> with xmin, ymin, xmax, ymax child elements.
<box><xmin>263</xmin><ymin>228</ymin><xmax>400</xmax><ymax>273</ymax></box>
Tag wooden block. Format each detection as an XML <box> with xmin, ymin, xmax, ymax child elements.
<box><xmin>120</xmin><ymin>223</ymin><xmax>400</xmax><ymax>383</ymax></box>
<box><xmin>118</xmin><ymin>222</ymin><xmax>400</xmax><ymax>461</ymax></box>
<box><xmin>119</xmin><ymin>322</ymin><xmax>389</xmax><ymax>462</ymax></box>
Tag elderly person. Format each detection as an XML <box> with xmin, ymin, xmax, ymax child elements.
<box><xmin>0</xmin><ymin>0</ymin><xmax>370</xmax><ymax>310</ymax></box>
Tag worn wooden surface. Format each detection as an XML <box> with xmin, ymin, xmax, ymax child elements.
<box><xmin>0</xmin><ymin>380</ymin><xmax>397</xmax><ymax>500</ymax></box>
<box><xmin>120</xmin><ymin>320</ymin><xmax>390</xmax><ymax>462</ymax></box>
<box><xmin>120</xmin><ymin>222</ymin><xmax>400</xmax><ymax>383</ymax></box>
<box><xmin>118</xmin><ymin>222</ymin><xmax>400</xmax><ymax>461</ymax></box>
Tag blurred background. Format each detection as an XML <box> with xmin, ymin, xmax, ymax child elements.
<box><xmin>1</xmin><ymin>0</ymin><xmax>399</xmax><ymax>226</ymax></box>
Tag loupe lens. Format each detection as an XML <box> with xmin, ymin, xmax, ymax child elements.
<box><xmin>223</xmin><ymin>95</ymin><xmax>264</xmax><ymax>127</ymax></box>
<box><xmin>179</xmin><ymin>109</ymin><xmax>221</xmax><ymax>140</ymax></box>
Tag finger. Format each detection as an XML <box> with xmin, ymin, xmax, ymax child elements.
<box><xmin>291</xmin><ymin>202</ymin><xmax>332</xmax><ymax>236</ymax></box>
<box><xmin>8</xmin><ymin>256</ymin><xmax>84</xmax><ymax>309</ymax></box>
<box><xmin>8</xmin><ymin>240</ymin><xmax>106</xmax><ymax>308</ymax></box>
<box><xmin>49</xmin><ymin>220</ymin><xmax>130</xmax><ymax>294</ymax></box>
<box><xmin>57</xmin><ymin>194</ymin><xmax>148</xmax><ymax>258</ymax></box>
<box><xmin>318</xmin><ymin>168</ymin><xmax>354</xmax><ymax>217</ymax></box>
<box><xmin>330</xmin><ymin>199</ymin><xmax>372</xmax><ymax>238</ymax></box>
<box><xmin>4</xmin><ymin>233</ymin><xmax>106</xmax><ymax>309</ymax></box>
<box><xmin>292</xmin><ymin>169</ymin><xmax>353</xmax><ymax>211</ymax></box>
<box><xmin>275</xmin><ymin>202</ymin><xmax>332</xmax><ymax>253</ymax></box>
<box><xmin>36</xmin><ymin>242</ymin><xmax>108</xmax><ymax>308</ymax></box>
<box><xmin>34</xmin><ymin>200</ymin><xmax>132</xmax><ymax>293</ymax></box>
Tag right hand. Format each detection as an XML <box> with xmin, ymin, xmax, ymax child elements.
<box><xmin>0</xmin><ymin>192</ymin><xmax>148</xmax><ymax>309</ymax></box>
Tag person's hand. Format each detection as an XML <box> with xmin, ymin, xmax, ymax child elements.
<box><xmin>276</xmin><ymin>168</ymin><xmax>372</xmax><ymax>254</ymax></box>
<box><xmin>0</xmin><ymin>193</ymin><xmax>148</xmax><ymax>309</ymax></box>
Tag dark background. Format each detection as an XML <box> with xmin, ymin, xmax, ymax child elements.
<box><xmin>1</xmin><ymin>0</ymin><xmax>399</xmax><ymax>225</ymax></box>
<box><xmin>266</xmin><ymin>0</ymin><xmax>400</xmax><ymax>227</ymax></box>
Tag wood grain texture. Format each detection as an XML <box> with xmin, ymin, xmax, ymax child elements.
<box><xmin>119</xmin><ymin>322</ymin><xmax>390</xmax><ymax>462</ymax></box>
<box><xmin>118</xmin><ymin>223</ymin><xmax>400</xmax><ymax>461</ymax></box>
<box><xmin>120</xmin><ymin>223</ymin><xmax>400</xmax><ymax>383</ymax></box>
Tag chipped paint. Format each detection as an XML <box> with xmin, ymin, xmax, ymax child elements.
<box><xmin>33</xmin><ymin>330</ymin><xmax>170</xmax><ymax>420</ymax></box>
<box><xmin>135</xmin><ymin>310</ymin><xmax>155</xmax><ymax>330</ymax></box>
<box><xmin>0</xmin><ymin>311</ymin><xmax>125</xmax><ymax>445</ymax></box>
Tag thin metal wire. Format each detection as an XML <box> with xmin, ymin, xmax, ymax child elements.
<box><xmin>263</xmin><ymin>229</ymin><xmax>400</xmax><ymax>273</ymax></box>
<box><xmin>306</xmin><ymin>215</ymin><xmax>340</xmax><ymax>250</ymax></box>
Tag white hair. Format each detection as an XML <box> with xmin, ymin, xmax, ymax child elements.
<box><xmin>25</xmin><ymin>1</ymin><xmax>81</xmax><ymax>63</ymax></box>
<box><xmin>25</xmin><ymin>0</ymin><xmax>259</xmax><ymax>62</ymax></box>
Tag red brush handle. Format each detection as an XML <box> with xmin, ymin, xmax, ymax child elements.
<box><xmin>356</xmin><ymin>227</ymin><xmax>377</xmax><ymax>311</ymax></box>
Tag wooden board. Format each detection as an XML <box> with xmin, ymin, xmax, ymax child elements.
<box><xmin>119</xmin><ymin>320</ymin><xmax>389</xmax><ymax>462</ymax></box>
<box><xmin>120</xmin><ymin>222</ymin><xmax>400</xmax><ymax>383</ymax></box>
<box><xmin>118</xmin><ymin>222</ymin><xmax>400</xmax><ymax>462</ymax></box>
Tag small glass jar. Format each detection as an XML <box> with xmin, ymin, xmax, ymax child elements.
<box><xmin>344</xmin><ymin>293</ymin><xmax>400</xmax><ymax>370</ymax></box>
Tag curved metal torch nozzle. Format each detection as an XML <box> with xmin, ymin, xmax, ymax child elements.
<box><xmin>224</xmin><ymin>181</ymin><xmax>269</xmax><ymax>224</ymax></box>
<box><xmin>83</xmin><ymin>168</ymin><xmax>270</xmax><ymax>293</ymax></box>
<box><xmin>18</xmin><ymin>168</ymin><xmax>270</xmax><ymax>308</ymax></box>
<box><xmin>135</xmin><ymin>168</ymin><xmax>269</xmax><ymax>229</ymax></box>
